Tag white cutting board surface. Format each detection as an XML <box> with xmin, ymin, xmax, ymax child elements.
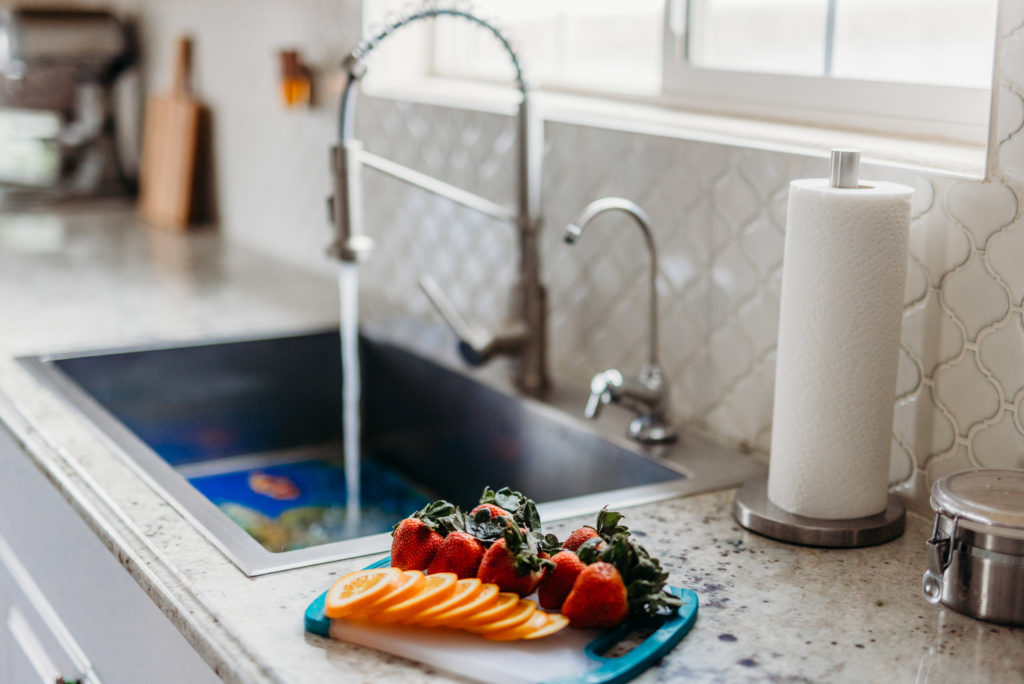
<box><xmin>329</xmin><ymin>619</ymin><xmax>601</xmax><ymax>684</ymax></box>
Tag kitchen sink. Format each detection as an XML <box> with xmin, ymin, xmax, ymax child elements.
<box><xmin>19</xmin><ymin>329</ymin><xmax>762</xmax><ymax>575</ymax></box>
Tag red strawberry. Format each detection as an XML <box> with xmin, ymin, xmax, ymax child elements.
<box><xmin>426</xmin><ymin>531</ymin><xmax>486</xmax><ymax>578</ymax></box>
<box><xmin>561</xmin><ymin>561</ymin><xmax>629</xmax><ymax>629</ymax></box>
<box><xmin>478</xmin><ymin>538</ymin><xmax>545</xmax><ymax>596</ymax></box>
<box><xmin>470</xmin><ymin>503</ymin><xmax>512</xmax><ymax>520</ymax></box>
<box><xmin>390</xmin><ymin>500</ymin><xmax>462</xmax><ymax>571</ymax></box>
<box><xmin>391</xmin><ymin>519</ymin><xmax>443</xmax><ymax>571</ymax></box>
<box><xmin>537</xmin><ymin>550</ymin><xmax>585</xmax><ymax>611</ymax></box>
<box><xmin>562</xmin><ymin>526</ymin><xmax>600</xmax><ymax>552</ymax></box>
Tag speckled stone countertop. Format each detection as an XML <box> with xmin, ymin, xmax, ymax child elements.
<box><xmin>0</xmin><ymin>204</ymin><xmax>1020</xmax><ymax>683</ymax></box>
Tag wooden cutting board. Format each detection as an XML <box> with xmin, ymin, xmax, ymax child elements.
<box><xmin>305</xmin><ymin>558</ymin><xmax>699</xmax><ymax>684</ymax></box>
<box><xmin>138</xmin><ymin>37</ymin><xmax>201</xmax><ymax>231</ymax></box>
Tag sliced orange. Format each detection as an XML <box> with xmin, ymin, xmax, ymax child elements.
<box><xmin>347</xmin><ymin>570</ymin><xmax>426</xmax><ymax>620</ymax></box>
<box><xmin>324</xmin><ymin>567</ymin><xmax>402</xmax><ymax>618</ymax></box>
<box><xmin>402</xmin><ymin>578</ymin><xmax>483</xmax><ymax>625</ymax></box>
<box><xmin>370</xmin><ymin>572</ymin><xmax>458</xmax><ymax>624</ymax></box>
<box><xmin>523</xmin><ymin>613</ymin><xmax>570</xmax><ymax>639</ymax></box>
<box><xmin>457</xmin><ymin>592</ymin><xmax>520</xmax><ymax>628</ymax></box>
<box><xmin>466</xmin><ymin>598</ymin><xmax>536</xmax><ymax>634</ymax></box>
<box><xmin>482</xmin><ymin>610</ymin><xmax>549</xmax><ymax>641</ymax></box>
<box><xmin>419</xmin><ymin>582</ymin><xmax>500</xmax><ymax>627</ymax></box>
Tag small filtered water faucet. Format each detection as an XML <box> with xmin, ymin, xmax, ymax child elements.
<box><xmin>327</xmin><ymin>5</ymin><xmax>547</xmax><ymax>396</ymax></box>
<box><xmin>565</xmin><ymin>198</ymin><xmax>676</xmax><ymax>445</ymax></box>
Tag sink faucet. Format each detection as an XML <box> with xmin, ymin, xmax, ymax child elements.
<box><xmin>328</xmin><ymin>6</ymin><xmax>548</xmax><ymax>396</ymax></box>
<box><xmin>564</xmin><ymin>197</ymin><xmax>676</xmax><ymax>444</ymax></box>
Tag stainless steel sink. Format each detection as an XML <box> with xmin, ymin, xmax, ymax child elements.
<box><xmin>19</xmin><ymin>329</ymin><xmax>762</xmax><ymax>576</ymax></box>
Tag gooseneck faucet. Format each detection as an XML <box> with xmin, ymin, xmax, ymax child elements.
<box><xmin>328</xmin><ymin>6</ymin><xmax>547</xmax><ymax>396</ymax></box>
<box><xmin>565</xmin><ymin>197</ymin><xmax>676</xmax><ymax>444</ymax></box>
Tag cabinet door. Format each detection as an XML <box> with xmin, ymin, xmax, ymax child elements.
<box><xmin>5</xmin><ymin>606</ymin><xmax>70</xmax><ymax>684</ymax></box>
<box><xmin>0</xmin><ymin>533</ymin><xmax>90</xmax><ymax>684</ymax></box>
<box><xmin>0</xmin><ymin>421</ymin><xmax>218</xmax><ymax>684</ymax></box>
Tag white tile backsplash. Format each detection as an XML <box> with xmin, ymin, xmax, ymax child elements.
<box><xmin>57</xmin><ymin>0</ymin><xmax>1024</xmax><ymax>513</ymax></box>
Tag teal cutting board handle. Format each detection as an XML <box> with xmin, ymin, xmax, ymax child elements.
<box><xmin>304</xmin><ymin>557</ymin><xmax>698</xmax><ymax>684</ymax></box>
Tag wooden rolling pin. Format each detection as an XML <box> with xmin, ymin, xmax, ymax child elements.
<box><xmin>139</xmin><ymin>37</ymin><xmax>201</xmax><ymax>230</ymax></box>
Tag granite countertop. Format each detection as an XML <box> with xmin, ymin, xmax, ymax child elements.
<box><xmin>0</xmin><ymin>204</ymin><xmax>1020</xmax><ymax>683</ymax></box>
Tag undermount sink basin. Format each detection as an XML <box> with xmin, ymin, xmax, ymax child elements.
<box><xmin>19</xmin><ymin>329</ymin><xmax>761</xmax><ymax>575</ymax></box>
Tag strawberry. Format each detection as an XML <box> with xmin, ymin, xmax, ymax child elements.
<box><xmin>477</xmin><ymin>525</ymin><xmax>553</xmax><ymax>596</ymax></box>
<box><xmin>561</xmin><ymin>562</ymin><xmax>629</xmax><ymax>629</ymax></box>
<box><xmin>537</xmin><ymin>550</ymin><xmax>585</xmax><ymax>611</ymax></box>
<box><xmin>426</xmin><ymin>530</ymin><xmax>486</xmax><ymax>578</ymax></box>
<box><xmin>562</xmin><ymin>526</ymin><xmax>599</xmax><ymax>552</ymax></box>
<box><xmin>563</xmin><ymin>506</ymin><xmax>629</xmax><ymax>551</ymax></box>
<box><xmin>390</xmin><ymin>500</ymin><xmax>463</xmax><ymax>571</ymax></box>
<box><xmin>578</xmin><ymin>531</ymin><xmax>683</xmax><ymax>619</ymax></box>
<box><xmin>470</xmin><ymin>503</ymin><xmax>513</xmax><ymax>520</ymax></box>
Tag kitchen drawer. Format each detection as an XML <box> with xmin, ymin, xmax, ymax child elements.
<box><xmin>0</xmin><ymin>421</ymin><xmax>219</xmax><ymax>684</ymax></box>
<box><xmin>0</xmin><ymin>533</ymin><xmax>90</xmax><ymax>683</ymax></box>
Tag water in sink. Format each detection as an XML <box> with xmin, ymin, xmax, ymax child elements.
<box><xmin>182</xmin><ymin>454</ymin><xmax>427</xmax><ymax>552</ymax></box>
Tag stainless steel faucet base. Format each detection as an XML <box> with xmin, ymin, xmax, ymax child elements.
<box><xmin>629</xmin><ymin>416</ymin><xmax>677</xmax><ymax>445</ymax></box>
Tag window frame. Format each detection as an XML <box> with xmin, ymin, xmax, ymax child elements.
<box><xmin>660</xmin><ymin>0</ymin><xmax>996</xmax><ymax>144</ymax></box>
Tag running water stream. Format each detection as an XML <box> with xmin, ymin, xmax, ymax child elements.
<box><xmin>338</xmin><ymin>263</ymin><xmax>362</xmax><ymax>536</ymax></box>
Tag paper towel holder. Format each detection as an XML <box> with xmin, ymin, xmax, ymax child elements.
<box><xmin>829</xmin><ymin>148</ymin><xmax>860</xmax><ymax>188</ymax></box>
<box><xmin>732</xmin><ymin>145</ymin><xmax>906</xmax><ymax>548</ymax></box>
<box><xmin>733</xmin><ymin>474</ymin><xmax>905</xmax><ymax>548</ymax></box>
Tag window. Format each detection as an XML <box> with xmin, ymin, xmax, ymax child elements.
<box><xmin>364</xmin><ymin>1</ymin><xmax>999</xmax><ymax>147</ymax></box>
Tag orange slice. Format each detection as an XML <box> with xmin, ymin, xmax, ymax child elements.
<box><xmin>467</xmin><ymin>598</ymin><xmax>536</xmax><ymax>634</ymax></box>
<box><xmin>522</xmin><ymin>613</ymin><xmax>570</xmax><ymax>639</ymax></box>
<box><xmin>347</xmin><ymin>570</ymin><xmax>426</xmax><ymax>620</ymax></box>
<box><xmin>419</xmin><ymin>583</ymin><xmax>500</xmax><ymax>627</ymax></box>
<box><xmin>482</xmin><ymin>610</ymin><xmax>549</xmax><ymax>641</ymax></box>
<box><xmin>324</xmin><ymin>567</ymin><xmax>402</xmax><ymax>618</ymax></box>
<box><xmin>402</xmin><ymin>578</ymin><xmax>482</xmax><ymax>625</ymax></box>
<box><xmin>457</xmin><ymin>592</ymin><xmax>520</xmax><ymax>628</ymax></box>
<box><xmin>370</xmin><ymin>572</ymin><xmax>458</xmax><ymax>624</ymax></box>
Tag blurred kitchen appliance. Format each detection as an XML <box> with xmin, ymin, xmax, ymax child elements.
<box><xmin>0</xmin><ymin>7</ymin><xmax>136</xmax><ymax>203</ymax></box>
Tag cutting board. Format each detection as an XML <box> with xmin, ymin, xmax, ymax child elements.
<box><xmin>138</xmin><ymin>36</ymin><xmax>201</xmax><ymax>231</ymax></box>
<box><xmin>305</xmin><ymin>558</ymin><xmax>698</xmax><ymax>684</ymax></box>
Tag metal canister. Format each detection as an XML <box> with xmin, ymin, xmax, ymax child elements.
<box><xmin>923</xmin><ymin>469</ymin><xmax>1024</xmax><ymax>626</ymax></box>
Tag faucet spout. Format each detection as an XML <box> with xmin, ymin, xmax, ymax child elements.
<box><xmin>565</xmin><ymin>197</ymin><xmax>660</xmax><ymax>368</ymax></box>
<box><xmin>328</xmin><ymin>5</ymin><xmax>547</xmax><ymax>395</ymax></box>
<box><xmin>565</xmin><ymin>197</ymin><xmax>675</xmax><ymax>445</ymax></box>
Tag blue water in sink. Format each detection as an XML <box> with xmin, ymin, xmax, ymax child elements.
<box><xmin>188</xmin><ymin>457</ymin><xmax>429</xmax><ymax>552</ymax></box>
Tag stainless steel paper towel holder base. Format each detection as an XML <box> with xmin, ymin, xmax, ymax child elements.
<box><xmin>733</xmin><ymin>474</ymin><xmax>906</xmax><ymax>548</ymax></box>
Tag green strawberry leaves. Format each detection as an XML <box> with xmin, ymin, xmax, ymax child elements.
<box><xmin>501</xmin><ymin>521</ymin><xmax>555</xmax><ymax>576</ymax></box>
<box><xmin>479</xmin><ymin>486</ymin><xmax>528</xmax><ymax>513</ymax></box>
<box><xmin>537</xmin><ymin>532</ymin><xmax>562</xmax><ymax>556</ymax></box>
<box><xmin>394</xmin><ymin>499</ymin><xmax>464</xmax><ymax>537</ymax></box>
<box><xmin>576</xmin><ymin>535</ymin><xmax>605</xmax><ymax>564</ymax></box>
<box><xmin>478</xmin><ymin>486</ymin><xmax>544</xmax><ymax>535</ymax></box>
<box><xmin>595</xmin><ymin>506</ymin><xmax>629</xmax><ymax>540</ymax></box>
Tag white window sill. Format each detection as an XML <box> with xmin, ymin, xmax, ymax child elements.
<box><xmin>360</xmin><ymin>76</ymin><xmax>988</xmax><ymax>180</ymax></box>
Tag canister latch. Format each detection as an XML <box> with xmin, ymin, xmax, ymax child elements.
<box><xmin>922</xmin><ymin>514</ymin><xmax>958</xmax><ymax>603</ymax></box>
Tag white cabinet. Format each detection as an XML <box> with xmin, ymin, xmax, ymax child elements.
<box><xmin>0</xmin><ymin>422</ymin><xmax>220</xmax><ymax>684</ymax></box>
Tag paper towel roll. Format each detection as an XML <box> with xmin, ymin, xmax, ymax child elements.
<box><xmin>767</xmin><ymin>178</ymin><xmax>913</xmax><ymax>519</ymax></box>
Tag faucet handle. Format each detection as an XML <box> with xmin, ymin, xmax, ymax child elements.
<box><xmin>583</xmin><ymin>367</ymin><xmax>677</xmax><ymax>444</ymax></box>
<box><xmin>419</xmin><ymin>275</ymin><xmax>527</xmax><ymax>366</ymax></box>
<box><xmin>585</xmin><ymin>369</ymin><xmax>624</xmax><ymax>419</ymax></box>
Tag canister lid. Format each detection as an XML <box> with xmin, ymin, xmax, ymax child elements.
<box><xmin>931</xmin><ymin>469</ymin><xmax>1024</xmax><ymax>537</ymax></box>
